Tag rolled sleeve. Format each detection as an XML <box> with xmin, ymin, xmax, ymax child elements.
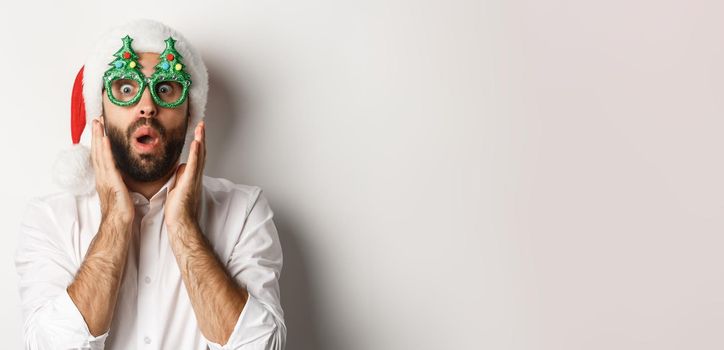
<box><xmin>15</xmin><ymin>198</ymin><xmax>108</xmax><ymax>350</ymax></box>
<box><xmin>203</xmin><ymin>294</ymin><xmax>283</xmax><ymax>350</ymax></box>
<box><xmin>28</xmin><ymin>290</ymin><xmax>109</xmax><ymax>349</ymax></box>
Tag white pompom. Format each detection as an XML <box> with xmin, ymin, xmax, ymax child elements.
<box><xmin>52</xmin><ymin>144</ymin><xmax>96</xmax><ymax>195</ymax></box>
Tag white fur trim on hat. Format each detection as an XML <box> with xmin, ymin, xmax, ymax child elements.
<box><xmin>53</xmin><ymin>144</ymin><xmax>96</xmax><ymax>195</ymax></box>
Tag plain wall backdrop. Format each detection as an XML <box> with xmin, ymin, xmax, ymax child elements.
<box><xmin>2</xmin><ymin>1</ymin><xmax>723</xmax><ymax>349</ymax></box>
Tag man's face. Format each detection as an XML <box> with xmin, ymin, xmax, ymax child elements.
<box><xmin>101</xmin><ymin>51</ymin><xmax>190</xmax><ymax>183</ymax></box>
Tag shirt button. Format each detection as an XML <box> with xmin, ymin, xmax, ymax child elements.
<box><xmin>144</xmin><ymin>276</ymin><xmax>152</xmax><ymax>284</ymax></box>
<box><xmin>144</xmin><ymin>336</ymin><xmax>151</xmax><ymax>344</ymax></box>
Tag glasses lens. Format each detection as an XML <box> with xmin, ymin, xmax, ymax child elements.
<box><xmin>110</xmin><ymin>79</ymin><xmax>141</xmax><ymax>103</ymax></box>
<box><xmin>154</xmin><ymin>80</ymin><xmax>185</xmax><ymax>105</ymax></box>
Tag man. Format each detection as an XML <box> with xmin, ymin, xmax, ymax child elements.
<box><xmin>14</xmin><ymin>19</ymin><xmax>286</xmax><ymax>350</ymax></box>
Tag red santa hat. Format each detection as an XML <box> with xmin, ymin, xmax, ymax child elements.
<box><xmin>53</xmin><ymin>19</ymin><xmax>209</xmax><ymax>195</ymax></box>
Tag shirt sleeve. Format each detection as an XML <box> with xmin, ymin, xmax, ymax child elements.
<box><xmin>15</xmin><ymin>198</ymin><xmax>110</xmax><ymax>350</ymax></box>
<box><xmin>202</xmin><ymin>189</ymin><xmax>287</xmax><ymax>350</ymax></box>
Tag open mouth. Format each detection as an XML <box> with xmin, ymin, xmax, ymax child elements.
<box><xmin>137</xmin><ymin>135</ymin><xmax>154</xmax><ymax>144</ymax></box>
<box><xmin>132</xmin><ymin>126</ymin><xmax>161</xmax><ymax>152</ymax></box>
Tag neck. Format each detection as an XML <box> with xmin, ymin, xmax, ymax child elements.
<box><xmin>122</xmin><ymin>164</ymin><xmax>178</xmax><ymax>200</ymax></box>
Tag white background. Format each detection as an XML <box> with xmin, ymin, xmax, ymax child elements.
<box><xmin>2</xmin><ymin>1</ymin><xmax>723</xmax><ymax>349</ymax></box>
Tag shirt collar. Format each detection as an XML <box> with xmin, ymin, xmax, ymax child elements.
<box><xmin>129</xmin><ymin>168</ymin><xmax>179</xmax><ymax>206</ymax></box>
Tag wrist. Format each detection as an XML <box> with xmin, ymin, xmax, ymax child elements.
<box><xmin>98</xmin><ymin>215</ymin><xmax>134</xmax><ymax>245</ymax></box>
<box><xmin>166</xmin><ymin>217</ymin><xmax>198</xmax><ymax>234</ymax></box>
<box><xmin>102</xmin><ymin>212</ymin><xmax>134</xmax><ymax>229</ymax></box>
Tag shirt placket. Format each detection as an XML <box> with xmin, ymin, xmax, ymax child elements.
<box><xmin>136</xmin><ymin>197</ymin><xmax>162</xmax><ymax>349</ymax></box>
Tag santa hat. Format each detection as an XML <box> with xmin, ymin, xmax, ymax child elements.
<box><xmin>53</xmin><ymin>19</ymin><xmax>209</xmax><ymax>195</ymax></box>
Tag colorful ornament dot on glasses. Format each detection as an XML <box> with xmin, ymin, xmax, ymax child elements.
<box><xmin>103</xmin><ymin>35</ymin><xmax>192</xmax><ymax>109</ymax></box>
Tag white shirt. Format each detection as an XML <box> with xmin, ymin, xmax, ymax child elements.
<box><xmin>15</xmin><ymin>173</ymin><xmax>286</xmax><ymax>350</ymax></box>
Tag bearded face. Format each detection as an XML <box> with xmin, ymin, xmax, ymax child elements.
<box><xmin>104</xmin><ymin>116</ymin><xmax>188</xmax><ymax>182</ymax></box>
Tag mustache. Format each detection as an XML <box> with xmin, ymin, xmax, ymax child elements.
<box><xmin>125</xmin><ymin>118</ymin><xmax>167</xmax><ymax>140</ymax></box>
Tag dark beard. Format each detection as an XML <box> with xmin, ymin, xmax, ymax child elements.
<box><xmin>104</xmin><ymin>118</ymin><xmax>188</xmax><ymax>182</ymax></box>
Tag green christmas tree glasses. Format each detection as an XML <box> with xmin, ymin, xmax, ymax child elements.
<box><xmin>103</xmin><ymin>35</ymin><xmax>192</xmax><ymax>109</ymax></box>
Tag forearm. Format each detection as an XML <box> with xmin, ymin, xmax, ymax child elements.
<box><xmin>167</xmin><ymin>220</ymin><xmax>249</xmax><ymax>345</ymax></box>
<box><xmin>67</xmin><ymin>216</ymin><xmax>132</xmax><ymax>336</ymax></box>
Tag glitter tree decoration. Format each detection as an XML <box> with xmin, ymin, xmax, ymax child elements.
<box><xmin>103</xmin><ymin>35</ymin><xmax>145</xmax><ymax>106</ymax></box>
<box><xmin>149</xmin><ymin>37</ymin><xmax>192</xmax><ymax>107</ymax></box>
<box><xmin>110</xmin><ymin>35</ymin><xmax>142</xmax><ymax>71</ymax></box>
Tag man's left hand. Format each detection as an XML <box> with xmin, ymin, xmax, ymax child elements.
<box><xmin>165</xmin><ymin>120</ymin><xmax>206</xmax><ymax>232</ymax></box>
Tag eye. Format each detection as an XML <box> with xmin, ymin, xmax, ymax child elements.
<box><xmin>156</xmin><ymin>83</ymin><xmax>173</xmax><ymax>94</ymax></box>
<box><xmin>120</xmin><ymin>84</ymin><xmax>134</xmax><ymax>94</ymax></box>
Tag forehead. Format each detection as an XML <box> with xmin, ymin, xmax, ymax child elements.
<box><xmin>136</xmin><ymin>52</ymin><xmax>160</xmax><ymax>77</ymax></box>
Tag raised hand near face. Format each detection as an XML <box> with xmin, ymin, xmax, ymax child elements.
<box><xmin>92</xmin><ymin>117</ymin><xmax>135</xmax><ymax>226</ymax></box>
<box><xmin>165</xmin><ymin>120</ymin><xmax>206</xmax><ymax>231</ymax></box>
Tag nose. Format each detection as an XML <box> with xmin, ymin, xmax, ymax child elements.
<box><xmin>136</xmin><ymin>85</ymin><xmax>157</xmax><ymax>118</ymax></box>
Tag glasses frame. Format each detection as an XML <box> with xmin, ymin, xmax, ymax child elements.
<box><xmin>103</xmin><ymin>68</ymin><xmax>191</xmax><ymax>109</ymax></box>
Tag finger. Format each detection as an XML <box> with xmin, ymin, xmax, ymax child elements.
<box><xmin>201</xmin><ymin>121</ymin><xmax>206</xmax><ymax>158</ymax></box>
<box><xmin>91</xmin><ymin>119</ymin><xmax>102</xmax><ymax>171</ymax></box>
<box><xmin>189</xmin><ymin>121</ymin><xmax>204</xmax><ymax>168</ymax></box>
<box><xmin>90</xmin><ymin>119</ymin><xmax>97</xmax><ymax>163</ymax></box>
<box><xmin>99</xmin><ymin>116</ymin><xmax>106</xmax><ymax>135</ymax></box>
<box><xmin>182</xmin><ymin>140</ymin><xmax>199</xmax><ymax>188</ymax></box>
<box><xmin>175</xmin><ymin>122</ymin><xmax>204</xmax><ymax>189</ymax></box>
<box><xmin>197</xmin><ymin>120</ymin><xmax>205</xmax><ymax>144</ymax></box>
<box><xmin>100</xmin><ymin>120</ymin><xmax>107</xmax><ymax>140</ymax></box>
<box><xmin>194</xmin><ymin>120</ymin><xmax>202</xmax><ymax>142</ymax></box>
<box><xmin>98</xmin><ymin>116</ymin><xmax>110</xmax><ymax>168</ymax></box>
<box><xmin>196</xmin><ymin>121</ymin><xmax>206</xmax><ymax>183</ymax></box>
<box><xmin>194</xmin><ymin>121</ymin><xmax>206</xmax><ymax>185</ymax></box>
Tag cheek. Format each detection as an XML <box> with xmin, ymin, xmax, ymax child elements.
<box><xmin>101</xmin><ymin>94</ymin><xmax>128</xmax><ymax>120</ymax></box>
<box><xmin>158</xmin><ymin>115</ymin><xmax>189</xmax><ymax>137</ymax></box>
<box><xmin>165</xmin><ymin>104</ymin><xmax>190</xmax><ymax>128</ymax></box>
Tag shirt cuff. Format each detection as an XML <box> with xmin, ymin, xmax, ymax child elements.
<box><xmin>204</xmin><ymin>293</ymin><xmax>278</xmax><ymax>349</ymax></box>
<box><xmin>55</xmin><ymin>289</ymin><xmax>110</xmax><ymax>349</ymax></box>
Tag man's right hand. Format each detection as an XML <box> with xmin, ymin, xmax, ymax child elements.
<box><xmin>66</xmin><ymin>117</ymin><xmax>136</xmax><ymax>337</ymax></box>
<box><xmin>92</xmin><ymin>117</ymin><xmax>134</xmax><ymax>225</ymax></box>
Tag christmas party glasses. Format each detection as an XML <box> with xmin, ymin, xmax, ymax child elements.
<box><xmin>103</xmin><ymin>35</ymin><xmax>192</xmax><ymax>109</ymax></box>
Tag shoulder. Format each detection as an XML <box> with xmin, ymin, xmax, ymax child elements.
<box><xmin>18</xmin><ymin>191</ymin><xmax>93</xmax><ymax>247</ymax></box>
<box><xmin>202</xmin><ymin>175</ymin><xmax>263</xmax><ymax>201</ymax></box>
<box><xmin>21</xmin><ymin>191</ymin><xmax>100</xmax><ymax>234</ymax></box>
<box><xmin>23</xmin><ymin>191</ymin><xmax>86</xmax><ymax>221</ymax></box>
<box><xmin>28</xmin><ymin>191</ymin><xmax>74</xmax><ymax>205</ymax></box>
<box><xmin>201</xmin><ymin>175</ymin><xmax>268</xmax><ymax>215</ymax></box>
<box><xmin>202</xmin><ymin>175</ymin><xmax>260</xmax><ymax>196</ymax></box>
